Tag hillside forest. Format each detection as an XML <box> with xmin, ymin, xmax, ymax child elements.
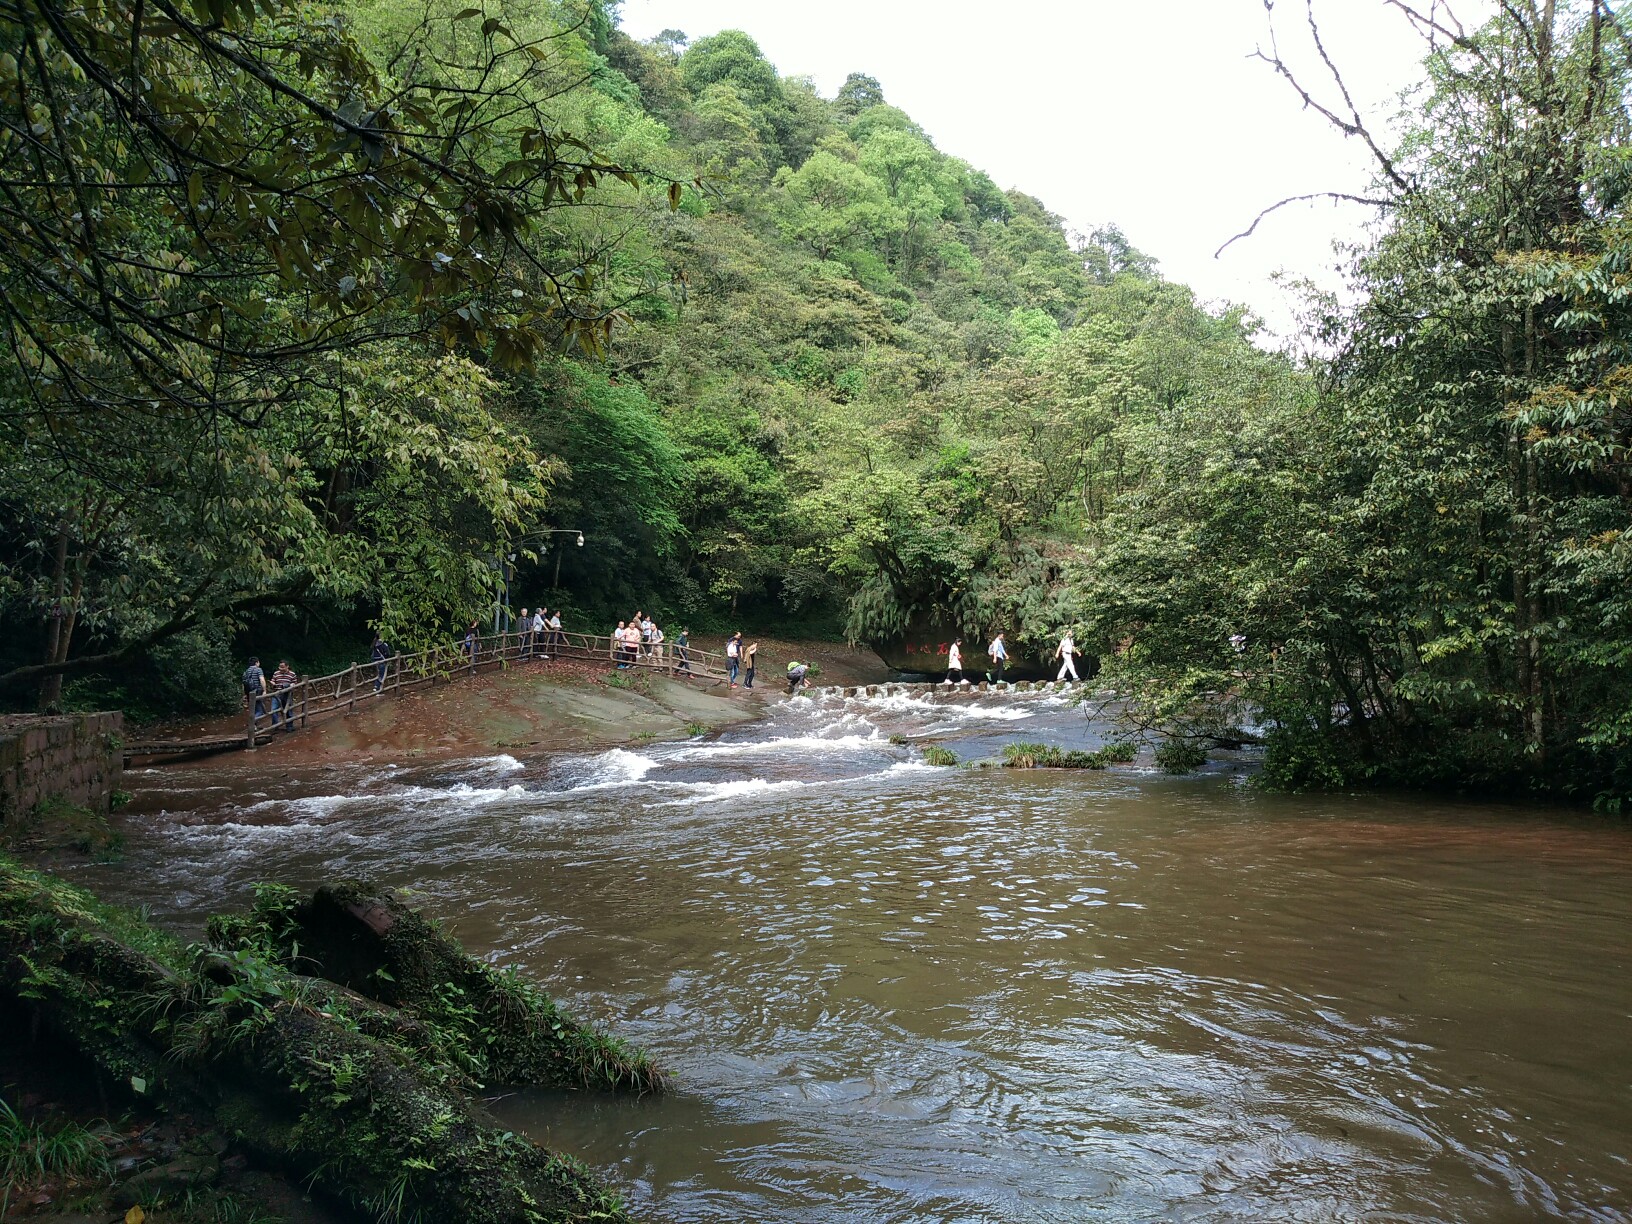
<box><xmin>1</xmin><ymin>0</ymin><xmax>1628</xmax><ymax>807</ymax></box>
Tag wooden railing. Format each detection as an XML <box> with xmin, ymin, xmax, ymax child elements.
<box><xmin>241</xmin><ymin>629</ymin><xmax>732</xmax><ymax>750</ymax></box>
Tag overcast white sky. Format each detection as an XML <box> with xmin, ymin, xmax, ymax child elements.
<box><xmin>619</xmin><ymin>0</ymin><xmax>1482</xmax><ymax>339</ymax></box>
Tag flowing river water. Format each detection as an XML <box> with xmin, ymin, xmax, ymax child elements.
<box><xmin>72</xmin><ymin>688</ymin><xmax>1631</xmax><ymax>1222</ymax></box>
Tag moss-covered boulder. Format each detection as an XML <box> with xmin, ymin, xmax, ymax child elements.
<box><xmin>0</xmin><ymin>857</ymin><xmax>656</xmax><ymax>1223</ymax></box>
<box><xmin>207</xmin><ymin>881</ymin><xmax>665</xmax><ymax>1094</ymax></box>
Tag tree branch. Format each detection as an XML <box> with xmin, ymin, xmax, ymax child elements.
<box><xmin>1215</xmin><ymin>191</ymin><xmax>1392</xmax><ymax>258</ymax></box>
<box><xmin>0</xmin><ymin>576</ymin><xmax>316</xmax><ymax>692</ymax></box>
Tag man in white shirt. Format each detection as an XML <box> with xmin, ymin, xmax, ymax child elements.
<box><xmin>1056</xmin><ymin>630</ymin><xmax>1079</xmax><ymax>682</ymax></box>
<box><xmin>532</xmin><ymin>608</ymin><xmax>547</xmax><ymax>659</ymax></box>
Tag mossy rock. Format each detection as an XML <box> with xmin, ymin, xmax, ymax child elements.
<box><xmin>211</xmin><ymin>882</ymin><xmax>665</xmax><ymax>1095</ymax></box>
<box><xmin>1</xmin><ymin>856</ymin><xmax>646</xmax><ymax>1223</ymax></box>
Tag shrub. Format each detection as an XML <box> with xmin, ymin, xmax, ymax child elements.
<box><xmin>922</xmin><ymin>746</ymin><xmax>958</xmax><ymax>767</ymax></box>
<box><xmin>1154</xmin><ymin>737</ymin><xmax>1209</xmax><ymax>774</ymax></box>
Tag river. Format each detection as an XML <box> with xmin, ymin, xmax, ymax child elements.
<box><xmin>74</xmin><ymin>688</ymin><xmax>1632</xmax><ymax>1222</ymax></box>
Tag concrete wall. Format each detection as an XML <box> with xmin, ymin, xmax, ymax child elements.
<box><xmin>0</xmin><ymin>712</ymin><xmax>125</xmax><ymax>826</ymax></box>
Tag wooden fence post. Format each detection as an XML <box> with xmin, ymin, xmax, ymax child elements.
<box><xmin>348</xmin><ymin>664</ymin><xmax>357</xmax><ymax>711</ymax></box>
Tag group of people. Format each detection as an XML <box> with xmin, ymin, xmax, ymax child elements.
<box><xmin>612</xmin><ymin>612</ymin><xmax>690</xmax><ymax>672</ymax></box>
<box><xmin>724</xmin><ymin>632</ymin><xmax>758</xmax><ymax>688</ymax></box>
<box><xmin>459</xmin><ymin>607</ymin><xmax>565</xmax><ymax>666</ymax></box>
<box><xmin>939</xmin><ymin>629</ymin><xmax>1083</xmax><ymax>684</ymax></box>
<box><xmin>241</xmin><ymin>656</ymin><xmax>300</xmax><ymax>728</ymax></box>
<box><xmin>514</xmin><ymin>607</ymin><xmax>564</xmax><ymax>659</ymax></box>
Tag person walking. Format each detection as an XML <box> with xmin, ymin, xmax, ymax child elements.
<box><xmin>945</xmin><ymin>639</ymin><xmax>963</xmax><ymax>685</ymax></box>
<box><xmin>987</xmin><ymin>632</ymin><xmax>1008</xmax><ymax>685</ymax></box>
<box><xmin>371</xmin><ymin>635</ymin><xmax>392</xmax><ymax>693</ymax></box>
<box><xmin>744</xmin><ymin>641</ymin><xmax>758</xmax><ymax>689</ymax></box>
<box><xmin>532</xmin><ymin>607</ymin><xmax>547</xmax><ymax>659</ymax></box>
<box><xmin>518</xmin><ymin>607</ymin><xmax>531</xmax><ymax>659</ymax></box>
<box><xmin>676</xmin><ymin>628</ymin><xmax>691</xmax><ymax>674</ymax></box>
<box><xmin>1055</xmin><ymin>629</ymin><xmax>1080</xmax><ymax>682</ymax></box>
<box><xmin>652</xmin><ymin>622</ymin><xmax>666</xmax><ymax>668</ymax></box>
<box><xmin>271</xmin><ymin>659</ymin><xmax>297</xmax><ymax>730</ymax></box>
<box><xmin>726</xmin><ymin>632</ymin><xmax>742</xmax><ymax>687</ymax></box>
<box><xmin>464</xmin><ymin>621</ymin><xmax>479</xmax><ymax>668</ymax></box>
<box><xmin>242</xmin><ymin>656</ymin><xmax>270</xmax><ymax>726</ymax></box>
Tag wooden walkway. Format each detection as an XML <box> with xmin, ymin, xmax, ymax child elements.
<box><xmin>124</xmin><ymin>630</ymin><xmax>732</xmax><ymax>763</ymax></box>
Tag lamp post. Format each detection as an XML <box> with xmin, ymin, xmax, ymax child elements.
<box><xmin>524</xmin><ymin>528</ymin><xmax>584</xmax><ymax>591</ymax></box>
<box><xmin>496</xmin><ymin>530</ymin><xmax>583</xmax><ymax>630</ymax></box>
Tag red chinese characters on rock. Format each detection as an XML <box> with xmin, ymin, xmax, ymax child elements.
<box><xmin>903</xmin><ymin>642</ymin><xmax>950</xmax><ymax>656</ymax></box>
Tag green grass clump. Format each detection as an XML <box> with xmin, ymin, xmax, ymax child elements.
<box><xmin>1000</xmin><ymin>741</ymin><xmax>1130</xmax><ymax>769</ymax></box>
<box><xmin>922</xmin><ymin>746</ymin><xmax>958</xmax><ymax>766</ymax></box>
<box><xmin>0</xmin><ymin>1097</ymin><xmax>111</xmax><ymax>1212</ymax></box>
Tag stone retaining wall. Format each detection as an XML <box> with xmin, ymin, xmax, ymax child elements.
<box><xmin>0</xmin><ymin>712</ymin><xmax>125</xmax><ymax>826</ymax></box>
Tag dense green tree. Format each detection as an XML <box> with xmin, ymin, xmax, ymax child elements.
<box><xmin>0</xmin><ymin>0</ymin><xmax>660</xmax><ymax>702</ymax></box>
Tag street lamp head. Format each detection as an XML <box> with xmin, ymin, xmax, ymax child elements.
<box><xmin>576</xmin><ymin>533</ymin><xmax>584</xmax><ymax>547</ymax></box>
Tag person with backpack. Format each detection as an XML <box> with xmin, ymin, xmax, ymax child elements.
<box><xmin>987</xmin><ymin>632</ymin><xmax>1008</xmax><ymax>685</ymax></box>
<box><xmin>242</xmin><ymin>656</ymin><xmax>270</xmax><ymax>725</ymax></box>
<box><xmin>371</xmin><ymin>635</ymin><xmax>393</xmax><ymax>692</ymax></box>
<box><xmin>785</xmin><ymin>659</ymin><xmax>809</xmax><ymax>695</ymax></box>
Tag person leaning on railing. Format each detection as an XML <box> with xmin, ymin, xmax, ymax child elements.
<box><xmin>271</xmin><ymin>660</ymin><xmax>297</xmax><ymax>730</ymax></box>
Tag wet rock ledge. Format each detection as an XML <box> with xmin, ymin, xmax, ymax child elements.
<box><xmin>0</xmin><ymin>857</ymin><xmax>662</xmax><ymax>1222</ymax></box>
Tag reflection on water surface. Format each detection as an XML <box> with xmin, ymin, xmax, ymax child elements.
<box><xmin>79</xmin><ymin>689</ymin><xmax>1632</xmax><ymax>1222</ymax></box>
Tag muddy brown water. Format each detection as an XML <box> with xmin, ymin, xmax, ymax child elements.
<box><xmin>72</xmin><ymin>689</ymin><xmax>1632</xmax><ymax>1222</ymax></box>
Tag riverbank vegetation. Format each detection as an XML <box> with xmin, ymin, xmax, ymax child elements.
<box><xmin>1000</xmin><ymin>742</ymin><xmax>1137</xmax><ymax>771</ymax></box>
<box><xmin>0</xmin><ymin>857</ymin><xmax>657</xmax><ymax>1220</ymax></box>
<box><xmin>1</xmin><ymin>1</ymin><xmax>1627</xmax><ymax>805</ymax></box>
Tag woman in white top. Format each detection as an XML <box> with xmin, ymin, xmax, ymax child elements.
<box><xmin>945</xmin><ymin>639</ymin><xmax>964</xmax><ymax>684</ymax></box>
